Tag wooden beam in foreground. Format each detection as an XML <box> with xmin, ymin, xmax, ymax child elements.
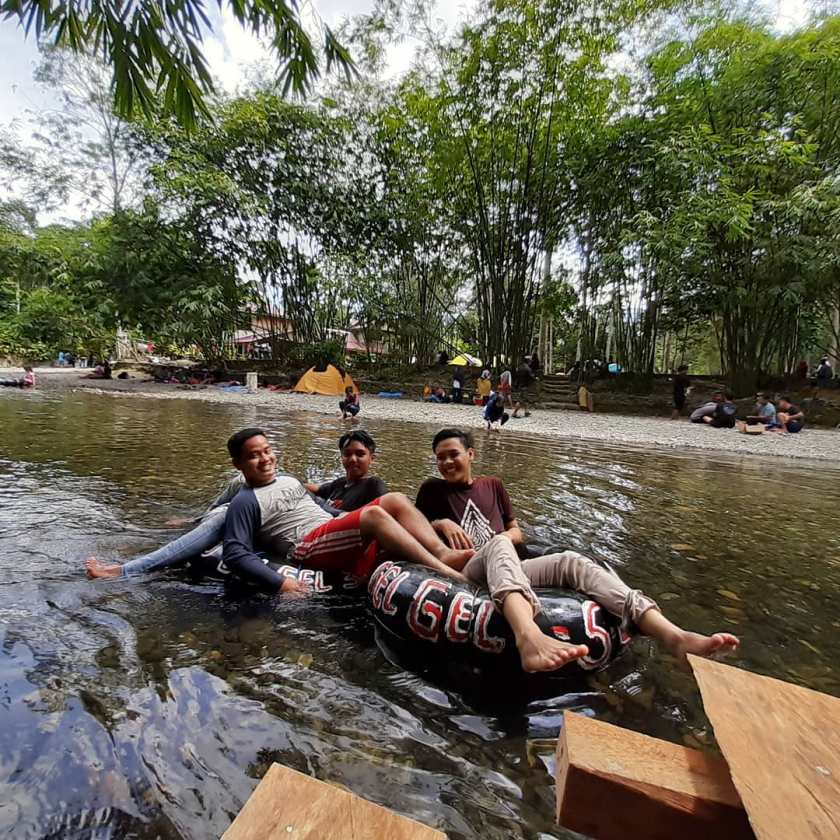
<box><xmin>556</xmin><ymin>711</ymin><xmax>754</xmax><ymax>840</ymax></box>
<box><xmin>690</xmin><ymin>655</ymin><xmax>840</xmax><ymax>840</ymax></box>
<box><xmin>223</xmin><ymin>763</ymin><xmax>446</xmax><ymax>840</ymax></box>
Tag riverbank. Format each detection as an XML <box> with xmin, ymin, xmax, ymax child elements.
<box><xmin>21</xmin><ymin>371</ymin><xmax>832</xmax><ymax>464</ymax></box>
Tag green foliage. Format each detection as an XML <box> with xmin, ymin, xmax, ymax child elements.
<box><xmin>288</xmin><ymin>338</ymin><xmax>347</xmax><ymax>369</ymax></box>
<box><xmin>571</xmin><ymin>12</ymin><xmax>840</xmax><ymax>384</ymax></box>
<box><xmin>3</xmin><ymin>3</ymin><xmax>840</xmax><ymax>383</ymax></box>
<box><xmin>1</xmin><ymin>0</ymin><xmax>356</xmax><ymax>129</ymax></box>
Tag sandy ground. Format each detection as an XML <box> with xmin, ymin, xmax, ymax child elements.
<box><xmin>9</xmin><ymin>367</ymin><xmax>835</xmax><ymax>464</ymax></box>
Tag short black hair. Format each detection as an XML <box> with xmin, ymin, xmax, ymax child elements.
<box><xmin>432</xmin><ymin>427</ymin><xmax>474</xmax><ymax>451</ymax></box>
<box><xmin>227</xmin><ymin>427</ymin><xmax>267</xmax><ymax>459</ymax></box>
<box><xmin>339</xmin><ymin>429</ymin><xmax>376</xmax><ymax>453</ymax></box>
<box><xmin>779</xmin><ymin>395</ymin><xmax>791</xmax><ymax>403</ymax></box>
<box><xmin>723</xmin><ymin>389</ymin><xmax>734</xmax><ymax>400</ymax></box>
<box><xmin>677</xmin><ymin>364</ymin><xmax>688</xmax><ymax>372</ymax></box>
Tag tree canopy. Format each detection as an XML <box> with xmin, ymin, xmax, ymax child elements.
<box><xmin>1</xmin><ymin>0</ymin><xmax>356</xmax><ymax>128</ymax></box>
<box><xmin>2</xmin><ymin>0</ymin><xmax>839</xmax><ymax>386</ymax></box>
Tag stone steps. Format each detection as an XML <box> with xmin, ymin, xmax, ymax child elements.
<box><xmin>538</xmin><ymin>401</ymin><xmax>583</xmax><ymax>411</ymax></box>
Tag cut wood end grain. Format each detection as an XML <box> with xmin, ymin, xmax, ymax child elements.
<box><xmin>223</xmin><ymin>763</ymin><xmax>446</xmax><ymax>840</ymax></box>
<box><xmin>556</xmin><ymin>712</ymin><xmax>753</xmax><ymax>840</ymax></box>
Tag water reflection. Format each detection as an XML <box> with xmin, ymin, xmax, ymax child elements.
<box><xmin>1</xmin><ymin>388</ymin><xmax>839</xmax><ymax>838</ymax></box>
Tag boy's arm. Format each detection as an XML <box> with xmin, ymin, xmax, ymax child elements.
<box><xmin>223</xmin><ymin>490</ymin><xmax>289</xmax><ymax>591</ymax></box>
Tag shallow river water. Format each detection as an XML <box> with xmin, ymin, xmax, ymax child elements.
<box><xmin>1</xmin><ymin>388</ymin><xmax>839</xmax><ymax>839</ymax></box>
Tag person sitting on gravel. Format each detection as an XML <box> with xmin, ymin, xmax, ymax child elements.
<box><xmin>414</xmin><ymin>427</ymin><xmax>740</xmax><ymax>672</ymax></box>
<box><xmin>769</xmin><ymin>397</ymin><xmax>805</xmax><ymax>434</ymax></box>
<box><xmin>339</xmin><ymin>385</ymin><xmax>360</xmax><ymax>419</ymax></box>
<box><xmin>701</xmin><ymin>390</ymin><xmax>737</xmax><ymax>428</ymax></box>
<box><xmin>305</xmin><ymin>430</ymin><xmax>387</xmax><ymax>512</ymax></box>
<box><xmin>81</xmin><ymin>360</ymin><xmax>112</xmax><ymax>380</ymax></box>
<box><xmin>425</xmin><ymin>385</ymin><xmax>449</xmax><ymax>403</ymax></box>
<box><xmin>688</xmin><ymin>393</ymin><xmax>723</xmax><ymax>423</ymax></box>
<box><xmin>689</xmin><ymin>391</ymin><xmax>738</xmax><ymax>429</ymax></box>
<box><xmin>746</xmin><ymin>393</ymin><xmax>776</xmax><ymax>426</ymax></box>
<box><xmin>1</xmin><ymin>366</ymin><xmax>36</xmax><ymax>388</ymax></box>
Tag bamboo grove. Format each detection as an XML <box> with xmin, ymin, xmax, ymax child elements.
<box><xmin>2</xmin><ymin>0</ymin><xmax>839</xmax><ymax>386</ymax></box>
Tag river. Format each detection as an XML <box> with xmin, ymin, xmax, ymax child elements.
<box><xmin>1</xmin><ymin>388</ymin><xmax>838</xmax><ymax>838</ymax></box>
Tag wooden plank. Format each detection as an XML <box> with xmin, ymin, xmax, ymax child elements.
<box><xmin>223</xmin><ymin>763</ymin><xmax>446</xmax><ymax>840</ymax></box>
<box><xmin>689</xmin><ymin>655</ymin><xmax>840</xmax><ymax>840</ymax></box>
<box><xmin>556</xmin><ymin>711</ymin><xmax>753</xmax><ymax>840</ymax></box>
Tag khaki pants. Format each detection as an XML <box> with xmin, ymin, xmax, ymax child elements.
<box><xmin>462</xmin><ymin>535</ymin><xmax>658</xmax><ymax>633</ymax></box>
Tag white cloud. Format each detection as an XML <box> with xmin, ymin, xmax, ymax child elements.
<box><xmin>775</xmin><ymin>0</ymin><xmax>811</xmax><ymax>31</ymax></box>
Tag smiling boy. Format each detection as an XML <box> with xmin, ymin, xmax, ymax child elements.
<box><xmin>222</xmin><ymin>428</ymin><xmax>472</xmax><ymax>593</ymax></box>
<box><xmin>305</xmin><ymin>430</ymin><xmax>387</xmax><ymax>511</ymax></box>
<box><xmin>415</xmin><ymin>428</ymin><xmax>740</xmax><ymax>673</ymax></box>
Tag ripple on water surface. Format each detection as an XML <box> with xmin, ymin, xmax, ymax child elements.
<box><xmin>1</xmin><ymin>389</ymin><xmax>839</xmax><ymax>838</ymax></box>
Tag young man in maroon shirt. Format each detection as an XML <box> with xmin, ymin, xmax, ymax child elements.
<box><xmin>415</xmin><ymin>428</ymin><xmax>739</xmax><ymax>673</ymax></box>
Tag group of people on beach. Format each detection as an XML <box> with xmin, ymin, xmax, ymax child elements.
<box><xmin>86</xmin><ymin>425</ymin><xmax>738</xmax><ymax>674</ymax></box>
<box><xmin>424</xmin><ymin>363</ymin><xmax>536</xmax><ymax>429</ymax></box>
<box><xmin>672</xmin><ymin>366</ymin><xmax>807</xmax><ymax>433</ymax></box>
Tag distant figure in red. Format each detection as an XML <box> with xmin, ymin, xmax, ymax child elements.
<box><xmin>1</xmin><ymin>365</ymin><xmax>36</xmax><ymax>388</ymax></box>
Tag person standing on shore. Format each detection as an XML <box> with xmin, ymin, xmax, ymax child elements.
<box><xmin>671</xmin><ymin>365</ymin><xmax>691</xmax><ymax>420</ymax></box>
<box><xmin>451</xmin><ymin>370</ymin><xmax>464</xmax><ymax>404</ymax></box>
<box><xmin>816</xmin><ymin>357</ymin><xmax>833</xmax><ymax>385</ymax></box>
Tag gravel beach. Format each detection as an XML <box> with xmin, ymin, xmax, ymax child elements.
<box><xmin>22</xmin><ymin>368</ymin><xmax>835</xmax><ymax>465</ymax></box>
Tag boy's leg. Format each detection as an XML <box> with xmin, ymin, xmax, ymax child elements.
<box><xmin>521</xmin><ymin>550</ymin><xmax>739</xmax><ymax>662</ymax></box>
<box><xmin>461</xmin><ymin>535</ymin><xmax>589</xmax><ymax>672</ymax></box>
<box><xmin>359</xmin><ymin>505</ymin><xmax>468</xmax><ymax>580</ymax></box>
<box><xmin>375</xmin><ymin>493</ymin><xmax>473</xmax><ymax>571</ymax></box>
<box><xmin>86</xmin><ymin>506</ymin><xmax>227</xmax><ymax>579</ymax></box>
<box><xmin>293</xmin><ymin>497</ymin><xmax>472</xmax><ymax>581</ymax></box>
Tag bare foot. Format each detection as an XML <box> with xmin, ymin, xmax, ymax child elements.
<box><xmin>669</xmin><ymin>630</ymin><xmax>740</xmax><ymax>663</ymax></box>
<box><xmin>517</xmin><ymin>630</ymin><xmax>589</xmax><ymax>673</ymax></box>
<box><xmin>85</xmin><ymin>556</ymin><xmax>123</xmax><ymax>579</ymax></box>
<box><xmin>439</xmin><ymin>547</ymin><xmax>474</xmax><ymax>571</ymax></box>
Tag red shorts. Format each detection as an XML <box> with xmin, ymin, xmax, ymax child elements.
<box><xmin>293</xmin><ymin>498</ymin><xmax>382</xmax><ymax>578</ymax></box>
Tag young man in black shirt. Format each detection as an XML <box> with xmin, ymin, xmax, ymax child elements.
<box><xmin>306</xmin><ymin>430</ymin><xmax>388</xmax><ymax>511</ymax></box>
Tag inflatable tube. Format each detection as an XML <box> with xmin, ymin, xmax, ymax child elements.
<box><xmin>368</xmin><ymin>560</ymin><xmax>629</xmax><ymax>675</ymax></box>
<box><xmin>185</xmin><ymin>548</ymin><xmax>365</xmax><ymax>593</ymax></box>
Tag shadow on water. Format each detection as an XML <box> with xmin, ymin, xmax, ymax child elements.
<box><xmin>1</xmin><ymin>388</ymin><xmax>839</xmax><ymax>838</ymax></box>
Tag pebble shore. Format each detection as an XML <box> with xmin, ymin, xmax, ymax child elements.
<box><xmin>59</xmin><ymin>374</ymin><xmax>840</xmax><ymax>465</ymax></box>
